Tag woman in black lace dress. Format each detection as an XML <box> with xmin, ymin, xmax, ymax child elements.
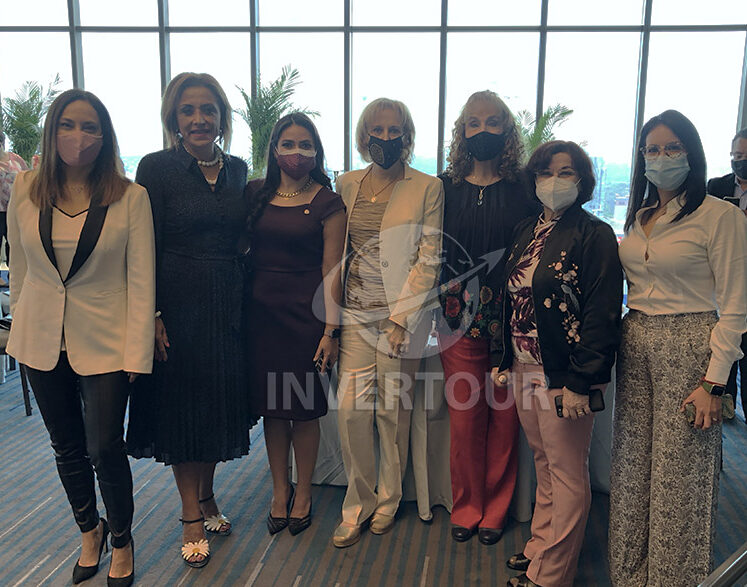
<box><xmin>127</xmin><ymin>72</ymin><xmax>254</xmax><ymax>569</ymax></box>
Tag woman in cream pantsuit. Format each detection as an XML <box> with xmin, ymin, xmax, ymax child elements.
<box><xmin>8</xmin><ymin>89</ymin><xmax>155</xmax><ymax>587</ymax></box>
<box><xmin>333</xmin><ymin>98</ymin><xmax>444</xmax><ymax>548</ymax></box>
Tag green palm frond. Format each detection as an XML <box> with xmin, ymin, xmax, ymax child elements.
<box><xmin>516</xmin><ymin>104</ymin><xmax>574</xmax><ymax>159</ymax></box>
<box><xmin>2</xmin><ymin>74</ymin><xmax>61</xmax><ymax>165</ymax></box>
<box><xmin>235</xmin><ymin>66</ymin><xmax>318</xmax><ymax>177</ymax></box>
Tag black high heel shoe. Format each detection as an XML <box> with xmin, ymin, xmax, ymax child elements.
<box><xmin>266</xmin><ymin>485</ymin><xmax>295</xmax><ymax>535</ymax></box>
<box><xmin>506</xmin><ymin>552</ymin><xmax>531</xmax><ymax>571</ymax></box>
<box><xmin>107</xmin><ymin>539</ymin><xmax>134</xmax><ymax>587</ymax></box>
<box><xmin>73</xmin><ymin>519</ymin><xmax>109</xmax><ymax>584</ymax></box>
<box><xmin>288</xmin><ymin>496</ymin><xmax>312</xmax><ymax>536</ymax></box>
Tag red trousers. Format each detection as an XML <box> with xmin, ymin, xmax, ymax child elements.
<box><xmin>439</xmin><ymin>334</ymin><xmax>519</xmax><ymax>530</ymax></box>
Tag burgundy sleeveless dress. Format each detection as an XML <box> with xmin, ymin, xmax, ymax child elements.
<box><xmin>247</xmin><ymin>185</ymin><xmax>345</xmax><ymax>420</ymax></box>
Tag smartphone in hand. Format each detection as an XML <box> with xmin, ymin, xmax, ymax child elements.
<box><xmin>554</xmin><ymin>388</ymin><xmax>605</xmax><ymax>418</ymax></box>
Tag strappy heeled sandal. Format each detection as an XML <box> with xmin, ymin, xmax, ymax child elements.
<box><xmin>179</xmin><ymin>517</ymin><xmax>210</xmax><ymax>568</ymax></box>
<box><xmin>199</xmin><ymin>493</ymin><xmax>232</xmax><ymax>536</ymax></box>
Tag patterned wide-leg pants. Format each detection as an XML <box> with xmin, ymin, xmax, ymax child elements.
<box><xmin>609</xmin><ymin>310</ymin><xmax>721</xmax><ymax>587</ymax></box>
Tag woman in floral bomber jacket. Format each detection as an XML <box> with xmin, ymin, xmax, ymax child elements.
<box><xmin>491</xmin><ymin>140</ymin><xmax>622</xmax><ymax>587</ymax></box>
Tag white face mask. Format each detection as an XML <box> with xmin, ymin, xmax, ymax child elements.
<box><xmin>535</xmin><ymin>177</ymin><xmax>579</xmax><ymax>212</ymax></box>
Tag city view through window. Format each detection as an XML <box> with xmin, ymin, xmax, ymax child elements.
<box><xmin>1</xmin><ymin>0</ymin><xmax>746</xmax><ymax>237</ymax></box>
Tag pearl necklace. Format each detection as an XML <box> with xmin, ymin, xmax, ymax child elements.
<box><xmin>196</xmin><ymin>150</ymin><xmax>222</xmax><ymax>167</ymax></box>
<box><xmin>205</xmin><ymin>157</ymin><xmax>224</xmax><ymax>187</ymax></box>
<box><xmin>184</xmin><ymin>142</ymin><xmax>223</xmax><ymax>167</ymax></box>
<box><xmin>276</xmin><ymin>177</ymin><xmax>314</xmax><ymax>198</ymax></box>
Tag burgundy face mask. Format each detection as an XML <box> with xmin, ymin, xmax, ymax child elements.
<box><xmin>57</xmin><ymin>131</ymin><xmax>103</xmax><ymax>167</ymax></box>
<box><xmin>276</xmin><ymin>152</ymin><xmax>316</xmax><ymax>180</ymax></box>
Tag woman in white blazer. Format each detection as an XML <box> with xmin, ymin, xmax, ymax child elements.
<box><xmin>333</xmin><ymin>98</ymin><xmax>444</xmax><ymax>548</ymax></box>
<box><xmin>7</xmin><ymin>89</ymin><xmax>155</xmax><ymax>587</ymax></box>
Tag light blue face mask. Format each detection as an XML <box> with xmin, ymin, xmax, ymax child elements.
<box><xmin>644</xmin><ymin>156</ymin><xmax>690</xmax><ymax>191</ymax></box>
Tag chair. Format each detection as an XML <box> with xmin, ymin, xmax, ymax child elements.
<box><xmin>0</xmin><ymin>328</ymin><xmax>32</xmax><ymax>416</ymax></box>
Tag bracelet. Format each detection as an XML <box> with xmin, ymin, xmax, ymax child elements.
<box><xmin>324</xmin><ymin>328</ymin><xmax>341</xmax><ymax>339</ymax></box>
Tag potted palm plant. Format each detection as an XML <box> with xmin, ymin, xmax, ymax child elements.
<box><xmin>235</xmin><ymin>66</ymin><xmax>317</xmax><ymax>178</ymax></box>
<box><xmin>1</xmin><ymin>74</ymin><xmax>61</xmax><ymax>166</ymax></box>
<box><xmin>516</xmin><ymin>103</ymin><xmax>574</xmax><ymax>159</ymax></box>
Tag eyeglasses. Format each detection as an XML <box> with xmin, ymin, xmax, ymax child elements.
<box><xmin>640</xmin><ymin>142</ymin><xmax>687</xmax><ymax>160</ymax></box>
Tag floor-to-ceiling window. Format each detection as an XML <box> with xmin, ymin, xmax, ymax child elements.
<box><xmin>2</xmin><ymin>0</ymin><xmax>746</xmax><ymax>231</ymax></box>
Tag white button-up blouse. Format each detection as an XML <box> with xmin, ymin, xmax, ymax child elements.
<box><xmin>619</xmin><ymin>194</ymin><xmax>747</xmax><ymax>383</ymax></box>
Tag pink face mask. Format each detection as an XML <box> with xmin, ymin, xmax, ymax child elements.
<box><xmin>57</xmin><ymin>131</ymin><xmax>104</xmax><ymax>167</ymax></box>
<box><xmin>276</xmin><ymin>152</ymin><xmax>316</xmax><ymax>180</ymax></box>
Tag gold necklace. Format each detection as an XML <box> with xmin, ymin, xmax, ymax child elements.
<box><xmin>275</xmin><ymin>177</ymin><xmax>314</xmax><ymax>198</ymax></box>
<box><xmin>476</xmin><ymin>185</ymin><xmax>488</xmax><ymax>206</ymax></box>
<box><xmin>365</xmin><ymin>170</ymin><xmax>401</xmax><ymax>203</ymax></box>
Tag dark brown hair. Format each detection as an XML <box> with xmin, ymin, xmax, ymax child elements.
<box><xmin>525</xmin><ymin>140</ymin><xmax>596</xmax><ymax>205</ymax></box>
<box><xmin>244</xmin><ymin>112</ymin><xmax>332</xmax><ymax>241</ymax></box>
<box><xmin>29</xmin><ymin>89</ymin><xmax>130</xmax><ymax>210</ymax></box>
<box><xmin>624</xmin><ymin>109</ymin><xmax>706</xmax><ymax>232</ymax></box>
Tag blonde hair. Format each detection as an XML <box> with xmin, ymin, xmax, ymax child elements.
<box><xmin>355</xmin><ymin>98</ymin><xmax>415</xmax><ymax>163</ymax></box>
<box><xmin>161</xmin><ymin>72</ymin><xmax>233</xmax><ymax>151</ymax></box>
<box><xmin>444</xmin><ymin>90</ymin><xmax>523</xmax><ymax>184</ymax></box>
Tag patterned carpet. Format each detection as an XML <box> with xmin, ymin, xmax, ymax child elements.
<box><xmin>1</xmin><ymin>366</ymin><xmax>745</xmax><ymax>586</ymax></box>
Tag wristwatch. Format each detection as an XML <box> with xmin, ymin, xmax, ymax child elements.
<box><xmin>324</xmin><ymin>328</ymin><xmax>341</xmax><ymax>339</ymax></box>
<box><xmin>701</xmin><ymin>380</ymin><xmax>726</xmax><ymax>396</ymax></box>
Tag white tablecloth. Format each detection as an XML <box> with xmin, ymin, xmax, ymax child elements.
<box><xmin>295</xmin><ymin>350</ymin><xmax>615</xmax><ymax>524</ymax></box>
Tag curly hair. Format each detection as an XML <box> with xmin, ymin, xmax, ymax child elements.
<box><xmin>443</xmin><ymin>90</ymin><xmax>523</xmax><ymax>184</ymax></box>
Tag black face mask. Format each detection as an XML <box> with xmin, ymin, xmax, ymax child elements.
<box><xmin>732</xmin><ymin>159</ymin><xmax>747</xmax><ymax>180</ymax></box>
<box><xmin>465</xmin><ymin>131</ymin><xmax>507</xmax><ymax>161</ymax></box>
<box><xmin>368</xmin><ymin>135</ymin><xmax>404</xmax><ymax>169</ymax></box>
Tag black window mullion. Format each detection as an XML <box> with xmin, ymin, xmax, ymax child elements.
<box><xmin>436</xmin><ymin>0</ymin><xmax>448</xmax><ymax>175</ymax></box>
<box><xmin>67</xmin><ymin>0</ymin><xmax>84</xmax><ymax>89</ymax></box>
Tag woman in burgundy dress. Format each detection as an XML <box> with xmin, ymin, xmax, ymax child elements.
<box><xmin>245</xmin><ymin>113</ymin><xmax>346</xmax><ymax>536</ymax></box>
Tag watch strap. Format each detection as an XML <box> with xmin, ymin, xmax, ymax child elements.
<box><xmin>324</xmin><ymin>328</ymin><xmax>341</xmax><ymax>339</ymax></box>
<box><xmin>702</xmin><ymin>380</ymin><xmax>726</xmax><ymax>396</ymax></box>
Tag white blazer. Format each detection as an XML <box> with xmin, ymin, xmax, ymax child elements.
<box><xmin>336</xmin><ymin>164</ymin><xmax>444</xmax><ymax>336</ymax></box>
<box><xmin>7</xmin><ymin>171</ymin><xmax>156</xmax><ymax>375</ymax></box>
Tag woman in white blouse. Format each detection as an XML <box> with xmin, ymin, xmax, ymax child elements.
<box><xmin>609</xmin><ymin>109</ymin><xmax>747</xmax><ymax>587</ymax></box>
<box><xmin>8</xmin><ymin>89</ymin><xmax>155</xmax><ymax>586</ymax></box>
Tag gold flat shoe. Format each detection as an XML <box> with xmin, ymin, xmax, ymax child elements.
<box><xmin>332</xmin><ymin>523</ymin><xmax>361</xmax><ymax>548</ymax></box>
<box><xmin>370</xmin><ymin>513</ymin><xmax>395</xmax><ymax>535</ymax></box>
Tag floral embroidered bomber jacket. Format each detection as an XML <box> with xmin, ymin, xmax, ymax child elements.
<box><xmin>490</xmin><ymin>204</ymin><xmax>624</xmax><ymax>395</ymax></box>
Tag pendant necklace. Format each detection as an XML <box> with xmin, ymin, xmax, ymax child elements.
<box><xmin>476</xmin><ymin>185</ymin><xmax>488</xmax><ymax>206</ymax></box>
<box><xmin>366</xmin><ymin>171</ymin><xmax>400</xmax><ymax>203</ymax></box>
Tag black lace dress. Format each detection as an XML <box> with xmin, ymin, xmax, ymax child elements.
<box><xmin>127</xmin><ymin>146</ymin><xmax>256</xmax><ymax>464</ymax></box>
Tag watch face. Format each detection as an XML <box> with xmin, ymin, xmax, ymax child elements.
<box><xmin>711</xmin><ymin>386</ymin><xmax>726</xmax><ymax>396</ymax></box>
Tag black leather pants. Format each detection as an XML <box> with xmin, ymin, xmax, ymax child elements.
<box><xmin>26</xmin><ymin>353</ymin><xmax>134</xmax><ymax>548</ymax></box>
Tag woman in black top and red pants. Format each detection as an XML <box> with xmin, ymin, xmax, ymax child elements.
<box><xmin>437</xmin><ymin>90</ymin><xmax>537</xmax><ymax>545</ymax></box>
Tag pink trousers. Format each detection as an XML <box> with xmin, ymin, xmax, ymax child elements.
<box><xmin>439</xmin><ymin>334</ymin><xmax>519</xmax><ymax>530</ymax></box>
<box><xmin>512</xmin><ymin>361</ymin><xmax>595</xmax><ymax>587</ymax></box>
